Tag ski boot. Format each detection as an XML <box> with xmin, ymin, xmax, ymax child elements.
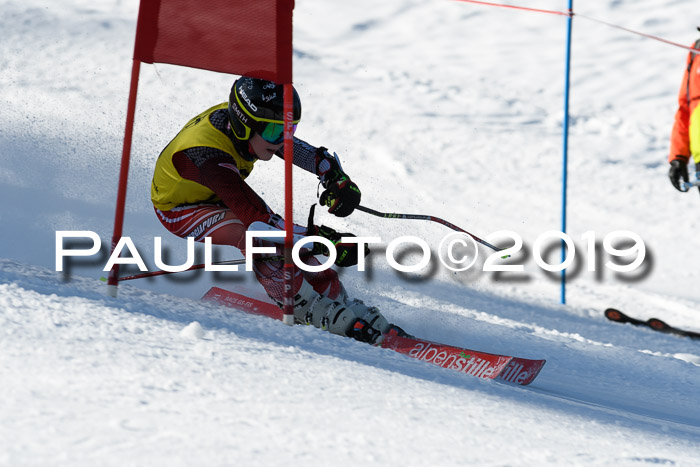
<box><xmin>282</xmin><ymin>282</ymin><xmax>411</xmax><ymax>343</ymax></box>
<box><xmin>343</xmin><ymin>298</ymin><xmax>412</xmax><ymax>344</ymax></box>
<box><xmin>287</xmin><ymin>281</ymin><xmax>379</xmax><ymax>339</ymax></box>
<box><xmin>348</xmin><ymin>319</ymin><xmax>412</xmax><ymax>344</ymax></box>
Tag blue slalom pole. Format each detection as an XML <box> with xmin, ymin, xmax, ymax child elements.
<box><xmin>561</xmin><ymin>1</ymin><xmax>573</xmax><ymax>304</ymax></box>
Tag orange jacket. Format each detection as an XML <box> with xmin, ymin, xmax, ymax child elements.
<box><xmin>669</xmin><ymin>40</ymin><xmax>700</xmax><ymax>163</ymax></box>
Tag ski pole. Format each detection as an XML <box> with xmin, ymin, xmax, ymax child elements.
<box><xmin>680</xmin><ymin>173</ymin><xmax>700</xmax><ymax>192</ymax></box>
<box><xmin>100</xmin><ymin>255</ymin><xmax>304</xmax><ymax>282</ymax></box>
<box><xmin>106</xmin><ymin>257</ymin><xmax>254</xmax><ymax>282</ymax></box>
<box><xmin>680</xmin><ymin>181</ymin><xmax>699</xmax><ymax>192</ymax></box>
<box><xmin>326</xmin><ymin>151</ymin><xmax>507</xmax><ymax>256</ymax></box>
<box><xmin>355</xmin><ymin>205</ymin><xmax>507</xmax><ymax>256</ymax></box>
<box><xmin>103</xmin><ymin>253</ymin><xmax>312</xmax><ymax>282</ymax></box>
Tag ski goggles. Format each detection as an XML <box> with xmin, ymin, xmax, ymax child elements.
<box><xmin>260</xmin><ymin>121</ymin><xmax>298</xmax><ymax>144</ymax></box>
<box><xmin>228</xmin><ymin>94</ymin><xmax>301</xmax><ymax>144</ymax></box>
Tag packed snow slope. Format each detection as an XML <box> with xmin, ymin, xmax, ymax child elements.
<box><xmin>2</xmin><ymin>0</ymin><xmax>700</xmax><ymax>464</ymax></box>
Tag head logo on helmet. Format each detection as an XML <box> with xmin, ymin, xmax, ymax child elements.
<box><xmin>237</xmin><ymin>86</ymin><xmax>258</xmax><ymax>112</ymax></box>
<box><xmin>228</xmin><ymin>77</ymin><xmax>302</xmax><ymax>142</ymax></box>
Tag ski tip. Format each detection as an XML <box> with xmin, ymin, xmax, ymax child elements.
<box><xmin>646</xmin><ymin>318</ymin><xmax>670</xmax><ymax>331</ymax></box>
<box><xmin>604</xmin><ymin>308</ymin><xmax>623</xmax><ymax>321</ymax></box>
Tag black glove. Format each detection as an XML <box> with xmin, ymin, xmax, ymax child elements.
<box><xmin>311</xmin><ymin>225</ymin><xmax>369</xmax><ymax>267</ymax></box>
<box><xmin>316</xmin><ymin>148</ymin><xmax>361</xmax><ymax>217</ymax></box>
<box><xmin>320</xmin><ymin>177</ymin><xmax>361</xmax><ymax>217</ymax></box>
<box><xmin>669</xmin><ymin>158</ymin><xmax>689</xmax><ymax>192</ymax></box>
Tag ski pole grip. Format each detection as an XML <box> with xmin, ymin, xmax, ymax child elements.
<box><xmin>680</xmin><ymin>172</ymin><xmax>700</xmax><ymax>192</ymax></box>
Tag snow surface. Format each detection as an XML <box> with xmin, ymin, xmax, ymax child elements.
<box><xmin>2</xmin><ymin>0</ymin><xmax>700</xmax><ymax>464</ymax></box>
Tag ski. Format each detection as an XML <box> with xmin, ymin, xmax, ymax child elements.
<box><xmin>202</xmin><ymin>287</ymin><xmax>546</xmax><ymax>385</ymax></box>
<box><xmin>604</xmin><ymin>308</ymin><xmax>700</xmax><ymax>340</ymax></box>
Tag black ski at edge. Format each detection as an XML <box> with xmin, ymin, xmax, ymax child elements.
<box><xmin>604</xmin><ymin>308</ymin><xmax>700</xmax><ymax>340</ymax></box>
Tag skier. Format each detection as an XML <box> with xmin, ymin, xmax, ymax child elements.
<box><xmin>151</xmin><ymin>76</ymin><xmax>406</xmax><ymax>343</ymax></box>
<box><xmin>668</xmin><ymin>29</ymin><xmax>700</xmax><ymax>192</ymax></box>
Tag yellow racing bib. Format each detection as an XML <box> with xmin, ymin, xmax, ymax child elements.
<box><xmin>151</xmin><ymin>103</ymin><xmax>256</xmax><ymax>210</ymax></box>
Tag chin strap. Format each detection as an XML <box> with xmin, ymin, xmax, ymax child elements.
<box><xmin>246</xmin><ymin>141</ymin><xmax>260</xmax><ymax>161</ymax></box>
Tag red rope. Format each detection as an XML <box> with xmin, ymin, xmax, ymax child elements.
<box><xmin>575</xmin><ymin>13</ymin><xmax>700</xmax><ymax>55</ymax></box>
<box><xmin>452</xmin><ymin>0</ymin><xmax>570</xmax><ymax>17</ymax></box>
<box><xmin>454</xmin><ymin>0</ymin><xmax>700</xmax><ymax>55</ymax></box>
